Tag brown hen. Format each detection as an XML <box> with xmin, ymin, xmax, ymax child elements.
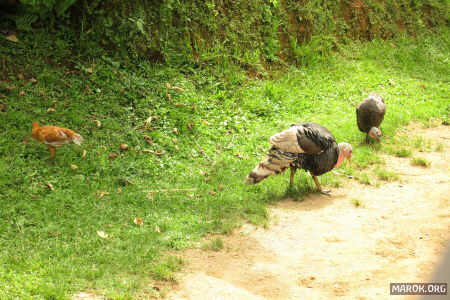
<box><xmin>31</xmin><ymin>122</ymin><xmax>84</xmax><ymax>164</ymax></box>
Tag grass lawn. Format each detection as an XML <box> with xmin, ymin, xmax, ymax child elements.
<box><xmin>0</xmin><ymin>27</ymin><xmax>448</xmax><ymax>298</ymax></box>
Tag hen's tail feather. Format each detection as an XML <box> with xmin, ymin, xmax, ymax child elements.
<box><xmin>244</xmin><ymin>147</ymin><xmax>297</xmax><ymax>184</ymax></box>
<box><xmin>72</xmin><ymin>133</ymin><xmax>84</xmax><ymax>145</ymax></box>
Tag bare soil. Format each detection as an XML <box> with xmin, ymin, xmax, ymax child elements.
<box><xmin>164</xmin><ymin>124</ymin><xmax>450</xmax><ymax>300</ymax></box>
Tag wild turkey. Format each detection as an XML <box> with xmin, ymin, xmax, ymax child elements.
<box><xmin>356</xmin><ymin>92</ymin><xmax>386</xmax><ymax>142</ymax></box>
<box><xmin>244</xmin><ymin>122</ymin><xmax>352</xmax><ymax>195</ymax></box>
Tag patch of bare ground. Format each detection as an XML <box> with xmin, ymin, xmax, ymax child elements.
<box><xmin>164</xmin><ymin>124</ymin><xmax>450</xmax><ymax>300</ymax></box>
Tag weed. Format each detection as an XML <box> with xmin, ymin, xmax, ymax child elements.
<box><xmin>351</xmin><ymin>198</ymin><xmax>361</xmax><ymax>207</ymax></box>
<box><xmin>434</xmin><ymin>143</ymin><xmax>444</xmax><ymax>152</ymax></box>
<box><xmin>412</xmin><ymin>137</ymin><xmax>433</xmax><ymax>151</ymax></box>
<box><xmin>355</xmin><ymin>172</ymin><xmax>371</xmax><ymax>185</ymax></box>
<box><xmin>394</xmin><ymin>149</ymin><xmax>412</xmax><ymax>157</ymax></box>
<box><xmin>375</xmin><ymin>169</ymin><xmax>399</xmax><ymax>182</ymax></box>
<box><xmin>202</xmin><ymin>237</ymin><xmax>224</xmax><ymax>251</ymax></box>
<box><xmin>411</xmin><ymin>157</ymin><xmax>431</xmax><ymax>167</ymax></box>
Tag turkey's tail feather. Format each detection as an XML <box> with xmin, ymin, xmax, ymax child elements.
<box><xmin>244</xmin><ymin>147</ymin><xmax>297</xmax><ymax>184</ymax></box>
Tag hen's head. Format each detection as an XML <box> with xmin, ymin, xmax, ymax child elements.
<box><xmin>369</xmin><ymin>127</ymin><xmax>382</xmax><ymax>140</ymax></box>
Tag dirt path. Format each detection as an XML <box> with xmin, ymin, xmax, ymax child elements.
<box><xmin>165</xmin><ymin>125</ymin><xmax>450</xmax><ymax>300</ymax></box>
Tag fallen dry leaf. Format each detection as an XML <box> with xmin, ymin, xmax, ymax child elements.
<box><xmin>30</xmin><ymin>77</ymin><xmax>37</xmax><ymax>84</ymax></box>
<box><xmin>154</xmin><ymin>225</ymin><xmax>161</xmax><ymax>233</ymax></box>
<box><xmin>187</xmin><ymin>193</ymin><xmax>195</xmax><ymax>198</ymax></box>
<box><xmin>174</xmin><ymin>145</ymin><xmax>179</xmax><ymax>151</ymax></box>
<box><xmin>143</xmin><ymin>135</ymin><xmax>153</xmax><ymax>145</ymax></box>
<box><xmin>46</xmin><ymin>182</ymin><xmax>54</xmax><ymax>191</ymax></box>
<box><xmin>155</xmin><ymin>150</ymin><xmax>164</xmax><ymax>156</ymax></box>
<box><xmin>86</xmin><ymin>67</ymin><xmax>93</xmax><ymax>74</ymax></box>
<box><xmin>172</xmin><ymin>86</ymin><xmax>184</xmax><ymax>92</ymax></box>
<box><xmin>0</xmin><ymin>103</ymin><xmax>6</xmax><ymax>112</ymax></box>
<box><xmin>17</xmin><ymin>73</ymin><xmax>24</xmax><ymax>80</ymax></box>
<box><xmin>187</xmin><ymin>123</ymin><xmax>194</xmax><ymax>130</ymax></box>
<box><xmin>71</xmin><ymin>164</ymin><xmax>78</xmax><ymax>170</ymax></box>
<box><xmin>201</xmin><ymin>120</ymin><xmax>210</xmax><ymax>126</ymax></box>
<box><xmin>22</xmin><ymin>136</ymin><xmax>28</xmax><ymax>145</ymax></box>
<box><xmin>175</xmin><ymin>102</ymin><xmax>186</xmax><ymax>107</ymax></box>
<box><xmin>236</xmin><ymin>153</ymin><xmax>249</xmax><ymax>159</ymax></box>
<box><xmin>167</xmin><ymin>93</ymin><xmax>172</xmax><ymax>101</ymax></box>
<box><xmin>82</xmin><ymin>149</ymin><xmax>87</xmax><ymax>157</ymax></box>
<box><xmin>119</xmin><ymin>144</ymin><xmax>129</xmax><ymax>151</ymax></box>
<box><xmin>97</xmin><ymin>191</ymin><xmax>110</xmax><ymax>198</ymax></box>
<box><xmin>6</xmin><ymin>35</ymin><xmax>19</xmax><ymax>43</ymax></box>
<box><xmin>133</xmin><ymin>217</ymin><xmax>143</xmax><ymax>227</ymax></box>
<box><xmin>19</xmin><ymin>90</ymin><xmax>25</xmax><ymax>96</ymax></box>
<box><xmin>172</xmin><ymin>128</ymin><xmax>178</xmax><ymax>135</ymax></box>
<box><xmin>208</xmin><ymin>190</ymin><xmax>216</xmax><ymax>195</ymax></box>
<box><xmin>144</xmin><ymin>116</ymin><xmax>152</xmax><ymax>127</ymax></box>
<box><xmin>96</xmin><ymin>231</ymin><xmax>109</xmax><ymax>238</ymax></box>
<box><xmin>117</xmin><ymin>188</ymin><xmax>122</xmax><ymax>194</ymax></box>
<box><xmin>109</xmin><ymin>152</ymin><xmax>118</xmax><ymax>159</ymax></box>
<box><xmin>47</xmin><ymin>108</ymin><xmax>55</xmax><ymax>113</ymax></box>
<box><xmin>95</xmin><ymin>120</ymin><xmax>101</xmax><ymax>128</ymax></box>
<box><xmin>218</xmin><ymin>185</ymin><xmax>223</xmax><ymax>191</ymax></box>
<box><xmin>52</xmin><ymin>101</ymin><xmax>57</xmax><ymax>108</ymax></box>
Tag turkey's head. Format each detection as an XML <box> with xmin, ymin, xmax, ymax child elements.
<box><xmin>369</xmin><ymin>127</ymin><xmax>382</xmax><ymax>140</ymax></box>
<box><xmin>335</xmin><ymin>142</ymin><xmax>352</xmax><ymax>168</ymax></box>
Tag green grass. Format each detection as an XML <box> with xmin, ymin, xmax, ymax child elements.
<box><xmin>0</xmin><ymin>25</ymin><xmax>449</xmax><ymax>298</ymax></box>
<box><xmin>201</xmin><ymin>237</ymin><xmax>224</xmax><ymax>251</ymax></box>
<box><xmin>351</xmin><ymin>198</ymin><xmax>362</xmax><ymax>207</ymax></box>
<box><xmin>384</xmin><ymin>146</ymin><xmax>412</xmax><ymax>157</ymax></box>
<box><xmin>411</xmin><ymin>157</ymin><xmax>431</xmax><ymax>167</ymax></box>
<box><xmin>435</xmin><ymin>143</ymin><xmax>444</xmax><ymax>152</ymax></box>
<box><xmin>375</xmin><ymin>168</ymin><xmax>399</xmax><ymax>182</ymax></box>
<box><xmin>355</xmin><ymin>172</ymin><xmax>371</xmax><ymax>185</ymax></box>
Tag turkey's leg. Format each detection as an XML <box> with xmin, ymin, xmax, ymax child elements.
<box><xmin>365</xmin><ymin>133</ymin><xmax>370</xmax><ymax>144</ymax></box>
<box><xmin>289</xmin><ymin>166</ymin><xmax>297</xmax><ymax>186</ymax></box>
<box><xmin>312</xmin><ymin>175</ymin><xmax>331</xmax><ymax>196</ymax></box>
<box><xmin>47</xmin><ymin>145</ymin><xmax>56</xmax><ymax>164</ymax></box>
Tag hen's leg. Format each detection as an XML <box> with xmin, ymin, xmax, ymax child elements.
<box><xmin>47</xmin><ymin>145</ymin><xmax>56</xmax><ymax>164</ymax></box>
<box><xmin>312</xmin><ymin>175</ymin><xmax>331</xmax><ymax>196</ymax></box>
<box><xmin>289</xmin><ymin>166</ymin><xmax>297</xmax><ymax>186</ymax></box>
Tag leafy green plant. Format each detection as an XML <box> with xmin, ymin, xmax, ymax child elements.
<box><xmin>202</xmin><ymin>237</ymin><xmax>224</xmax><ymax>251</ymax></box>
<box><xmin>411</xmin><ymin>157</ymin><xmax>431</xmax><ymax>167</ymax></box>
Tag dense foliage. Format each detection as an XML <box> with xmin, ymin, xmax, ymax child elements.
<box><xmin>3</xmin><ymin>0</ymin><xmax>449</xmax><ymax>65</ymax></box>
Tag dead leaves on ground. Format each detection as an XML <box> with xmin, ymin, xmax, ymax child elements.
<box><xmin>5</xmin><ymin>34</ymin><xmax>19</xmax><ymax>43</ymax></box>
<box><xmin>96</xmin><ymin>231</ymin><xmax>109</xmax><ymax>239</ymax></box>
<box><xmin>46</xmin><ymin>182</ymin><xmax>54</xmax><ymax>191</ymax></box>
<box><xmin>96</xmin><ymin>191</ymin><xmax>110</xmax><ymax>198</ymax></box>
<box><xmin>133</xmin><ymin>217</ymin><xmax>143</xmax><ymax>227</ymax></box>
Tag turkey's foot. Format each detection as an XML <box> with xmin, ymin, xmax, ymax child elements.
<box><xmin>312</xmin><ymin>175</ymin><xmax>331</xmax><ymax>196</ymax></box>
<box><xmin>319</xmin><ymin>189</ymin><xmax>331</xmax><ymax>196</ymax></box>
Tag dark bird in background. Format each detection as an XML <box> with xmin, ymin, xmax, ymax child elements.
<box><xmin>244</xmin><ymin>122</ymin><xmax>352</xmax><ymax>195</ymax></box>
<box><xmin>31</xmin><ymin>122</ymin><xmax>84</xmax><ymax>164</ymax></box>
<box><xmin>356</xmin><ymin>92</ymin><xmax>386</xmax><ymax>142</ymax></box>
